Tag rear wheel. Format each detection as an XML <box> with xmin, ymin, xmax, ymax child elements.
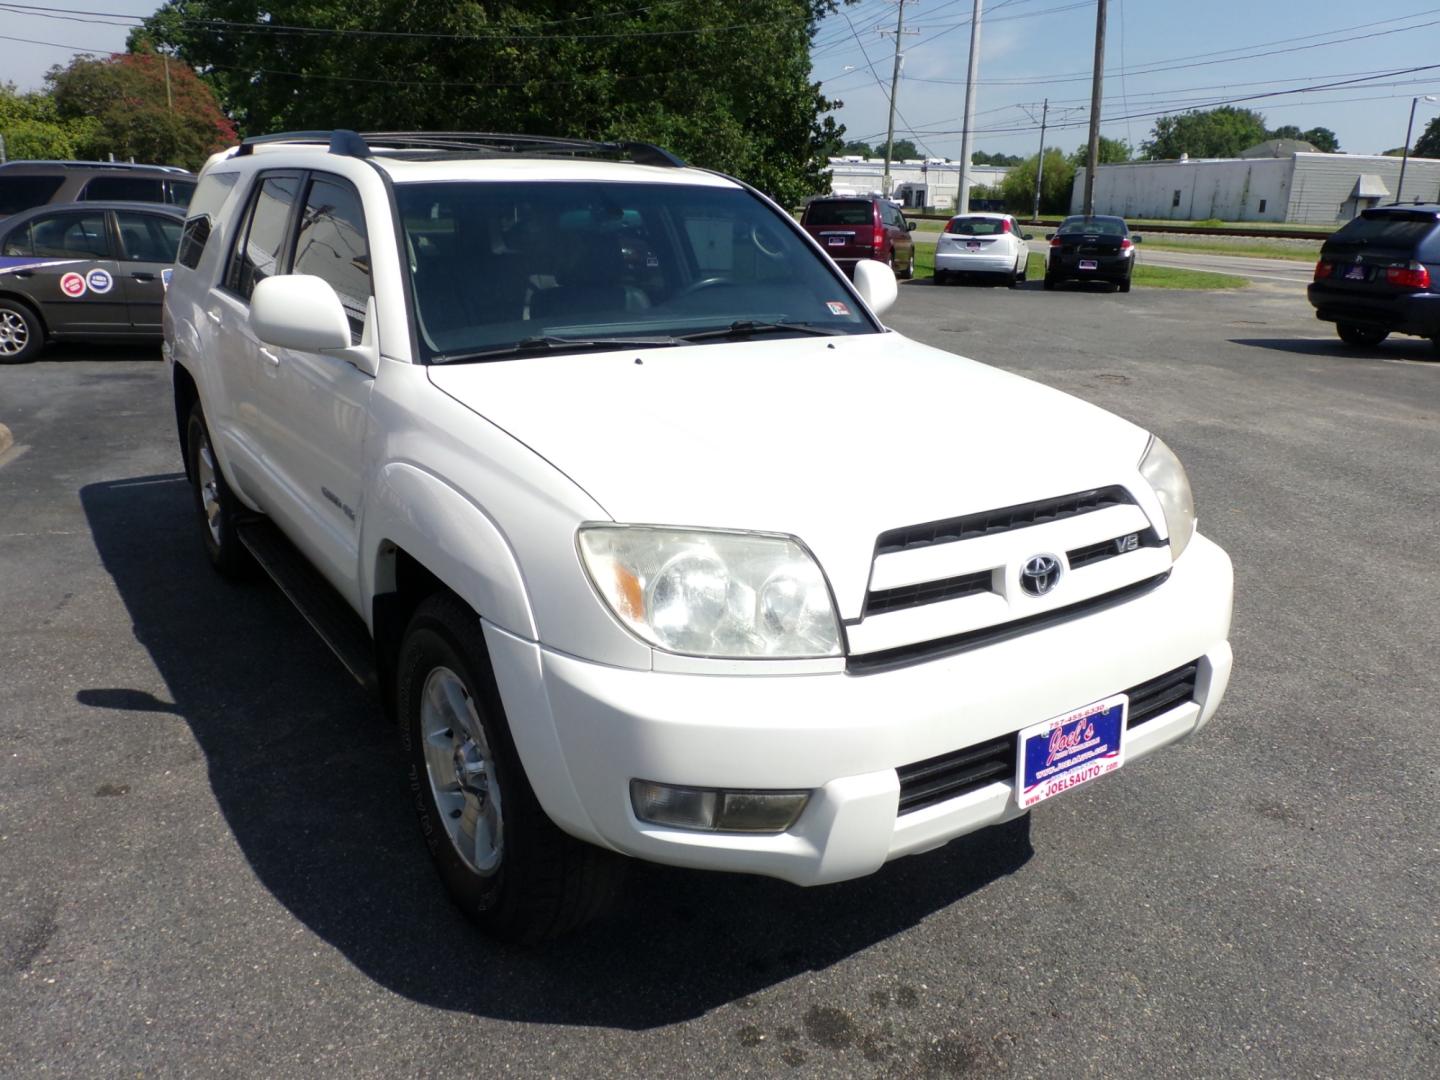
<box><xmin>1336</xmin><ymin>323</ymin><xmax>1388</xmax><ymax>347</ymax></box>
<box><xmin>1117</xmin><ymin>275</ymin><xmax>1132</xmax><ymax>293</ymax></box>
<box><xmin>185</xmin><ymin>403</ymin><xmax>250</xmax><ymax>578</ymax></box>
<box><xmin>900</xmin><ymin>249</ymin><xmax>915</xmax><ymax>280</ymax></box>
<box><xmin>1042</xmin><ymin>271</ymin><xmax>1056</xmax><ymax>291</ymax></box>
<box><xmin>397</xmin><ymin>593</ymin><xmax>626</xmax><ymax>941</ymax></box>
<box><xmin>934</xmin><ymin>269</ymin><xmax>949</xmax><ymax>286</ymax></box>
<box><xmin>0</xmin><ymin>298</ymin><xmax>44</xmax><ymax>364</ymax></box>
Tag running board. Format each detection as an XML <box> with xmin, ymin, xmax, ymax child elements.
<box><xmin>238</xmin><ymin>520</ymin><xmax>378</xmax><ymax>692</ymax></box>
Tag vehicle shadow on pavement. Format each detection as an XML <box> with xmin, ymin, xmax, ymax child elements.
<box><xmin>1230</xmin><ymin>337</ymin><xmax>1440</xmax><ymax>362</ymax></box>
<box><xmin>80</xmin><ymin>473</ymin><xmax>1033</xmax><ymax>1029</ymax></box>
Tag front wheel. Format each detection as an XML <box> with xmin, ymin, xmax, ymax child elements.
<box><xmin>186</xmin><ymin>403</ymin><xmax>250</xmax><ymax>577</ymax></box>
<box><xmin>397</xmin><ymin>593</ymin><xmax>625</xmax><ymax>941</ymax></box>
<box><xmin>1336</xmin><ymin>323</ymin><xmax>1388</xmax><ymax>347</ymax></box>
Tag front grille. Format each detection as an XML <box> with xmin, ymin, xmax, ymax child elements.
<box><xmin>894</xmin><ymin>659</ymin><xmax>1201</xmax><ymax>815</ymax></box>
<box><xmin>849</xmin><ymin>573</ymin><xmax>1168</xmax><ymax>675</ymax></box>
<box><xmin>1066</xmin><ymin>529</ymin><xmax>1162</xmax><ymax>570</ymax></box>
<box><xmin>896</xmin><ymin>734</ymin><xmax>1015</xmax><ymax>814</ymax></box>
<box><xmin>865</xmin><ymin>569</ymin><xmax>993</xmax><ymax>616</ymax></box>
<box><xmin>1125</xmin><ymin>660</ymin><xmax>1199</xmax><ymax>729</ymax></box>
<box><xmin>874</xmin><ymin>486</ymin><xmax>1134</xmax><ymax>556</ymax></box>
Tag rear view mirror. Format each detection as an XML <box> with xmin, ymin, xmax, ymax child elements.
<box><xmin>1131</xmin><ymin>235</ymin><xmax>1143</xmax><ymax>244</ymax></box>
<box><xmin>1044</xmin><ymin>232</ymin><xmax>1055</xmax><ymax>240</ymax></box>
<box><xmin>906</xmin><ymin>221</ymin><xmax>917</xmax><ymax>232</ymax></box>
<box><xmin>1022</xmin><ymin>233</ymin><xmax>1035</xmax><ymax>241</ymax></box>
<box><xmin>853</xmin><ymin>259</ymin><xmax>898</xmax><ymax>317</ymax></box>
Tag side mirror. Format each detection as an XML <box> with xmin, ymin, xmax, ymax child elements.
<box><xmin>1022</xmin><ymin>233</ymin><xmax>1035</xmax><ymax>241</ymax></box>
<box><xmin>1044</xmin><ymin>232</ymin><xmax>1055</xmax><ymax>240</ymax></box>
<box><xmin>251</xmin><ymin>275</ymin><xmax>350</xmax><ymax>352</ymax></box>
<box><xmin>853</xmin><ymin>259</ymin><xmax>898</xmax><ymax>317</ymax></box>
<box><xmin>250</xmin><ymin>276</ymin><xmax>380</xmax><ymax>376</ymax></box>
<box><xmin>1131</xmin><ymin>235</ymin><xmax>1143</xmax><ymax>244</ymax></box>
<box><xmin>906</xmin><ymin>221</ymin><xmax>917</xmax><ymax>232</ymax></box>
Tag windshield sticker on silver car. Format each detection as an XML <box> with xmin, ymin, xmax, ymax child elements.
<box><xmin>60</xmin><ymin>272</ymin><xmax>88</xmax><ymax>298</ymax></box>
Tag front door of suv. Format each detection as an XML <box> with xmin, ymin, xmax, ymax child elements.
<box><xmin>256</xmin><ymin>171</ymin><xmax>375</xmax><ymax>599</ymax></box>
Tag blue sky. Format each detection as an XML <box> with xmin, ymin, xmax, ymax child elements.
<box><xmin>2</xmin><ymin>1</ymin><xmax>1438</xmax><ymax>158</ymax></box>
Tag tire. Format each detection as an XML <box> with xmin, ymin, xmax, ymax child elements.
<box><xmin>397</xmin><ymin>592</ymin><xmax>626</xmax><ymax>942</ymax></box>
<box><xmin>1336</xmin><ymin>323</ymin><xmax>1388</xmax><ymax>347</ymax></box>
<box><xmin>934</xmin><ymin>269</ymin><xmax>948</xmax><ymax>286</ymax></box>
<box><xmin>1118</xmin><ymin>275</ymin><xmax>1132</xmax><ymax>293</ymax></box>
<box><xmin>185</xmin><ymin>403</ymin><xmax>251</xmax><ymax>578</ymax></box>
<box><xmin>901</xmin><ymin>249</ymin><xmax>915</xmax><ymax>280</ymax></box>
<box><xmin>1042</xmin><ymin>272</ymin><xmax>1056</xmax><ymax>291</ymax></box>
<box><xmin>0</xmin><ymin>298</ymin><xmax>45</xmax><ymax>364</ymax></box>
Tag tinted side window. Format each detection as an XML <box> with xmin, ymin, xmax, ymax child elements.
<box><xmin>176</xmin><ymin>171</ymin><xmax>239</xmax><ymax>271</ymax></box>
<box><xmin>225</xmin><ymin>174</ymin><xmax>300</xmax><ymax>301</ymax></box>
<box><xmin>0</xmin><ymin>175</ymin><xmax>64</xmax><ymax>215</ymax></box>
<box><xmin>167</xmin><ymin>180</ymin><xmax>196</xmax><ymax>209</ymax></box>
<box><xmin>28</xmin><ymin>211</ymin><xmax>111</xmax><ymax>257</ymax></box>
<box><xmin>81</xmin><ymin>176</ymin><xmax>165</xmax><ymax>202</ymax></box>
<box><xmin>291</xmin><ymin>175</ymin><xmax>371</xmax><ymax>341</ymax></box>
<box><xmin>116</xmin><ymin>212</ymin><xmax>182</xmax><ymax>262</ymax></box>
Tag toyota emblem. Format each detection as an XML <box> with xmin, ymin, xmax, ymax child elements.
<box><xmin>1020</xmin><ymin>554</ymin><xmax>1062</xmax><ymax>596</ymax></box>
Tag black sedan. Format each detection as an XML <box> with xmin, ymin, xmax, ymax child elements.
<box><xmin>1043</xmin><ymin>215</ymin><xmax>1141</xmax><ymax>292</ymax></box>
<box><xmin>0</xmin><ymin>201</ymin><xmax>183</xmax><ymax>363</ymax></box>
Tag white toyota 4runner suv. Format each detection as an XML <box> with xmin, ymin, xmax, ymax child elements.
<box><xmin>164</xmin><ymin>131</ymin><xmax>1233</xmax><ymax>941</ymax></box>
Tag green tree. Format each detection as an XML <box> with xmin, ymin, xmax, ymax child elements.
<box><xmin>1301</xmin><ymin>127</ymin><xmax>1340</xmax><ymax>153</ymax></box>
<box><xmin>46</xmin><ymin>49</ymin><xmax>236</xmax><ymax>169</ymax></box>
<box><xmin>840</xmin><ymin>139</ymin><xmax>874</xmax><ymax>157</ymax></box>
<box><xmin>1068</xmin><ymin>136</ymin><xmax>1131</xmax><ymax>167</ymax></box>
<box><xmin>135</xmin><ymin>0</ymin><xmax>845</xmax><ymax>207</ymax></box>
<box><xmin>1000</xmin><ymin>147</ymin><xmax>1074</xmax><ymax>215</ymax></box>
<box><xmin>973</xmin><ymin>150</ymin><xmax>1022</xmax><ymax>166</ymax></box>
<box><xmin>883</xmin><ymin>138</ymin><xmax>919</xmax><ymax>161</ymax></box>
<box><xmin>1413</xmin><ymin>115</ymin><xmax>1440</xmax><ymax>159</ymax></box>
<box><xmin>1141</xmin><ymin>106</ymin><xmax>1268</xmax><ymax>159</ymax></box>
<box><xmin>0</xmin><ymin>82</ymin><xmax>97</xmax><ymax>159</ymax></box>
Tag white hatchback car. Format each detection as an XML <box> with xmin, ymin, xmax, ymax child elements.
<box><xmin>934</xmin><ymin>212</ymin><xmax>1033</xmax><ymax>286</ymax></box>
<box><xmin>164</xmin><ymin>130</ymin><xmax>1233</xmax><ymax>940</ymax></box>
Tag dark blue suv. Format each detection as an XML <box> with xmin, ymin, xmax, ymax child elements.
<box><xmin>1308</xmin><ymin>205</ymin><xmax>1440</xmax><ymax>351</ymax></box>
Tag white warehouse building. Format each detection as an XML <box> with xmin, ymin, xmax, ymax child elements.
<box><xmin>826</xmin><ymin>158</ymin><xmax>1011</xmax><ymax>211</ymax></box>
<box><xmin>1071</xmin><ymin>151</ymin><xmax>1440</xmax><ymax>225</ymax></box>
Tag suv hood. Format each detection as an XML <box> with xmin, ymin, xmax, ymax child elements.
<box><xmin>428</xmin><ymin>332</ymin><xmax>1152</xmax><ymax>617</ymax></box>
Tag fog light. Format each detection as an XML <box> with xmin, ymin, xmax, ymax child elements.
<box><xmin>630</xmin><ymin>780</ymin><xmax>810</xmax><ymax>833</ymax></box>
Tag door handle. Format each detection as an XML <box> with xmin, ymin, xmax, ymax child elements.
<box><xmin>131</xmin><ymin>272</ymin><xmax>156</xmax><ymax>282</ymax></box>
<box><xmin>259</xmin><ymin>346</ymin><xmax>280</xmax><ymax>366</ymax></box>
<box><xmin>205</xmin><ymin>309</ymin><xmax>222</xmax><ymax>325</ymax></box>
<box><xmin>12</xmin><ymin>269</ymin><xmax>34</xmax><ymax>278</ymax></box>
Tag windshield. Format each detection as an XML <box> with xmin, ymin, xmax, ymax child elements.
<box><xmin>396</xmin><ymin>180</ymin><xmax>875</xmax><ymax>360</ymax></box>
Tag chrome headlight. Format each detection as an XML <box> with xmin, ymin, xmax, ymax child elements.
<box><xmin>1138</xmin><ymin>436</ymin><xmax>1196</xmax><ymax>560</ymax></box>
<box><xmin>578</xmin><ymin>526</ymin><xmax>842</xmax><ymax>658</ymax></box>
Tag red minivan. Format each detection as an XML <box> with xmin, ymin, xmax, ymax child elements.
<box><xmin>801</xmin><ymin>195</ymin><xmax>916</xmax><ymax>280</ymax></box>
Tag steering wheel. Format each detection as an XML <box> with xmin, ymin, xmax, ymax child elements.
<box><xmin>750</xmin><ymin>225</ymin><xmax>786</xmax><ymax>259</ymax></box>
<box><xmin>679</xmin><ymin>276</ymin><xmax>735</xmax><ymax>296</ymax></box>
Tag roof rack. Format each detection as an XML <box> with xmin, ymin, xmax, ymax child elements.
<box><xmin>0</xmin><ymin>159</ymin><xmax>192</xmax><ymax>173</ymax></box>
<box><xmin>234</xmin><ymin>129</ymin><xmax>684</xmax><ymax>168</ymax></box>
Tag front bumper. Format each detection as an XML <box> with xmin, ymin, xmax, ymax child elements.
<box><xmin>486</xmin><ymin>533</ymin><xmax>1233</xmax><ymax>886</ymax></box>
<box><xmin>1307</xmin><ymin>283</ymin><xmax>1440</xmax><ymax>338</ymax></box>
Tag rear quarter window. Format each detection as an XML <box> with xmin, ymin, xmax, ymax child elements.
<box><xmin>81</xmin><ymin>176</ymin><xmax>165</xmax><ymax>203</ymax></box>
<box><xmin>176</xmin><ymin>171</ymin><xmax>239</xmax><ymax>271</ymax></box>
<box><xmin>0</xmin><ymin>175</ymin><xmax>64</xmax><ymax>215</ymax></box>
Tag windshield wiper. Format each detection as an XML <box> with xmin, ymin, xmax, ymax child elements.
<box><xmin>432</xmin><ymin>335</ymin><xmax>684</xmax><ymax>364</ymax></box>
<box><xmin>677</xmin><ymin>320</ymin><xmax>843</xmax><ymax>342</ymax></box>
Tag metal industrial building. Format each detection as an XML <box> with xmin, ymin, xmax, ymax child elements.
<box><xmin>1071</xmin><ymin>151</ymin><xmax>1440</xmax><ymax>225</ymax></box>
<box><xmin>826</xmin><ymin>158</ymin><xmax>1011</xmax><ymax>210</ymax></box>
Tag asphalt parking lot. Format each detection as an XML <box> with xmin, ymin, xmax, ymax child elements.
<box><xmin>1</xmin><ymin>280</ymin><xmax>1437</xmax><ymax>1077</ymax></box>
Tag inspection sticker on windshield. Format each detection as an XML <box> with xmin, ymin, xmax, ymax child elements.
<box><xmin>1017</xmin><ymin>693</ymin><xmax>1127</xmax><ymax>809</ymax></box>
<box><xmin>59</xmin><ymin>272</ymin><xmax>87</xmax><ymax>298</ymax></box>
<box><xmin>826</xmin><ymin>301</ymin><xmax>851</xmax><ymax>315</ymax></box>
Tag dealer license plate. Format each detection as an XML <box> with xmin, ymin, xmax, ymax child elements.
<box><xmin>1017</xmin><ymin>693</ymin><xmax>1127</xmax><ymax>809</ymax></box>
<box><xmin>1079</xmin><ymin>259</ymin><xmax>1098</xmax><ymax>271</ymax></box>
<box><xmin>828</xmin><ymin>235</ymin><xmax>847</xmax><ymax>246</ymax></box>
<box><xmin>1343</xmin><ymin>264</ymin><xmax>1367</xmax><ymax>281</ymax></box>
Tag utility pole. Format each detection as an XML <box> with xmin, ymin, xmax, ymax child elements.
<box><xmin>1032</xmin><ymin>98</ymin><xmax>1048</xmax><ymax>221</ymax></box>
<box><xmin>163</xmin><ymin>50</ymin><xmax>173</xmax><ymax>113</ymax></box>
<box><xmin>879</xmin><ymin>0</ymin><xmax>917</xmax><ymax>197</ymax></box>
<box><xmin>1082</xmin><ymin>0</ymin><xmax>1107</xmax><ymax>216</ymax></box>
<box><xmin>955</xmin><ymin>0</ymin><xmax>983</xmax><ymax>214</ymax></box>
